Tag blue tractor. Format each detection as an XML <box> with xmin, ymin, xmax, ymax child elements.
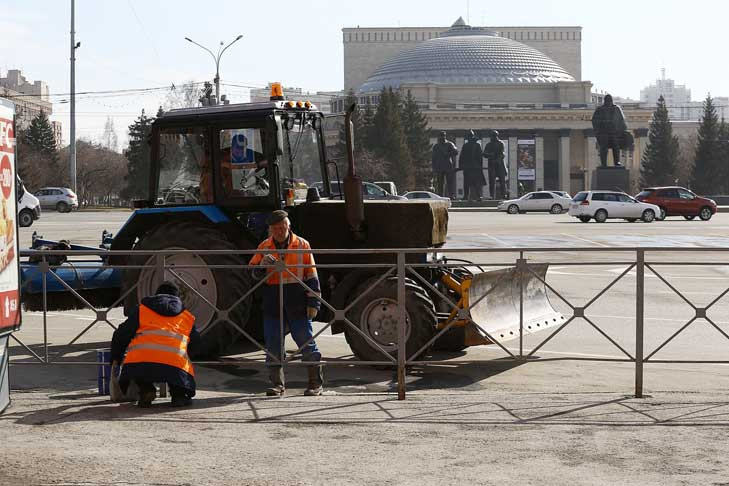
<box><xmin>22</xmin><ymin>85</ymin><xmax>562</xmax><ymax>359</ymax></box>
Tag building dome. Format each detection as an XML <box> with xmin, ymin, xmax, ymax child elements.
<box><xmin>358</xmin><ymin>18</ymin><xmax>576</xmax><ymax>93</ymax></box>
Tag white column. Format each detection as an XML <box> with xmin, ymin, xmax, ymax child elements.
<box><xmin>585</xmin><ymin>135</ymin><xmax>598</xmax><ymax>191</ymax></box>
<box><xmin>559</xmin><ymin>129</ymin><xmax>571</xmax><ymax>193</ymax></box>
<box><xmin>508</xmin><ymin>136</ymin><xmax>518</xmax><ymax>198</ymax></box>
<box><xmin>535</xmin><ymin>135</ymin><xmax>545</xmax><ymax>190</ymax></box>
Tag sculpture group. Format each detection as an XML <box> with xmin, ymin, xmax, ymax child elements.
<box><xmin>431</xmin><ymin>130</ymin><xmax>506</xmax><ymax>201</ymax></box>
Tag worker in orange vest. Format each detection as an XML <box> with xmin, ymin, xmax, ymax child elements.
<box><xmin>110</xmin><ymin>282</ymin><xmax>200</xmax><ymax>408</ymax></box>
<box><xmin>249</xmin><ymin>210</ymin><xmax>323</xmax><ymax>397</ymax></box>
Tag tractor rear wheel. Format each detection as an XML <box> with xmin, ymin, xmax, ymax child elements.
<box><xmin>344</xmin><ymin>276</ymin><xmax>436</xmax><ymax>362</ymax></box>
<box><xmin>122</xmin><ymin>222</ymin><xmax>257</xmax><ymax>358</ymax></box>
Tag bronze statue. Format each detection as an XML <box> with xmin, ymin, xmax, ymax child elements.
<box><xmin>483</xmin><ymin>130</ymin><xmax>507</xmax><ymax>199</ymax></box>
<box><xmin>431</xmin><ymin>131</ymin><xmax>458</xmax><ymax>197</ymax></box>
<box><xmin>459</xmin><ymin>130</ymin><xmax>485</xmax><ymax>201</ymax></box>
<box><xmin>591</xmin><ymin>94</ymin><xmax>628</xmax><ymax>168</ymax></box>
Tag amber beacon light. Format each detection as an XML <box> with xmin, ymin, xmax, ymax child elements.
<box><xmin>269</xmin><ymin>82</ymin><xmax>284</xmax><ymax>101</ymax></box>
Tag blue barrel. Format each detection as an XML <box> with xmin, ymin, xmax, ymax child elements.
<box><xmin>97</xmin><ymin>349</ymin><xmax>112</xmax><ymax>395</ymax></box>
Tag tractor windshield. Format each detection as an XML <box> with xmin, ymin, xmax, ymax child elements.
<box><xmin>156</xmin><ymin>127</ymin><xmax>209</xmax><ymax>205</ymax></box>
<box><xmin>281</xmin><ymin>113</ymin><xmax>324</xmax><ymax>197</ymax></box>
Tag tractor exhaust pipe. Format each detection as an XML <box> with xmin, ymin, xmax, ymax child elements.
<box><xmin>344</xmin><ymin>103</ymin><xmax>366</xmax><ymax>241</ymax></box>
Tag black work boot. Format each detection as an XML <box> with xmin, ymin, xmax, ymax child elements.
<box><xmin>304</xmin><ymin>365</ymin><xmax>324</xmax><ymax>396</ymax></box>
<box><xmin>266</xmin><ymin>366</ymin><xmax>285</xmax><ymax>397</ymax></box>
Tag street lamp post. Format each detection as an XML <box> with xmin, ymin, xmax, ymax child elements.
<box><xmin>184</xmin><ymin>35</ymin><xmax>243</xmax><ymax>104</ymax></box>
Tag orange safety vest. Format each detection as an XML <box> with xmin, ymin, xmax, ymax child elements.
<box><xmin>249</xmin><ymin>233</ymin><xmax>318</xmax><ymax>285</ymax></box>
<box><xmin>123</xmin><ymin>305</ymin><xmax>196</xmax><ymax>376</ymax></box>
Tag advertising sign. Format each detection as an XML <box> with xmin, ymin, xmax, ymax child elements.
<box><xmin>0</xmin><ymin>98</ymin><xmax>20</xmax><ymax>338</ymax></box>
<box><xmin>517</xmin><ymin>139</ymin><xmax>536</xmax><ymax>181</ymax></box>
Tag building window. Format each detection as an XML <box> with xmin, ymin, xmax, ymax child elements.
<box><xmin>355</xmin><ymin>33</ymin><xmax>358</xmax><ymax>41</ymax></box>
<box><xmin>560</xmin><ymin>32</ymin><xmax>563</xmax><ymax>40</ymax></box>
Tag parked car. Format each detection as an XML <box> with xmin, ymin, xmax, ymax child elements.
<box><xmin>568</xmin><ymin>190</ymin><xmax>660</xmax><ymax>223</ymax></box>
<box><xmin>498</xmin><ymin>191</ymin><xmax>571</xmax><ymax>214</ymax></box>
<box><xmin>402</xmin><ymin>191</ymin><xmax>451</xmax><ymax>207</ymax></box>
<box><xmin>35</xmin><ymin>187</ymin><xmax>78</xmax><ymax>212</ymax></box>
<box><xmin>17</xmin><ymin>177</ymin><xmax>41</xmax><ymax>227</ymax></box>
<box><xmin>373</xmin><ymin>181</ymin><xmax>398</xmax><ymax>196</ymax></box>
<box><xmin>635</xmin><ymin>186</ymin><xmax>716</xmax><ymax>221</ymax></box>
<box><xmin>310</xmin><ymin>181</ymin><xmax>406</xmax><ymax>200</ymax></box>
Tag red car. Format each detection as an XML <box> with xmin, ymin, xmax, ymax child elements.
<box><xmin>635</xmin><ymin>187</ymin><xmax>716</xmax><ymax>221</ymax></box>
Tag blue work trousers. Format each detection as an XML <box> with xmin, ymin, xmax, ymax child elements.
<box><xmin>264</xmin><ymin>315</ymin><xmax>321</xmax><ymax>365</ymax></box>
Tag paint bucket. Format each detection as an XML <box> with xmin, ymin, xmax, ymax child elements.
<box><xmin>96</xmin><ymin>349</ymin><xmax>112</xmax><ymax>395</ymax></box>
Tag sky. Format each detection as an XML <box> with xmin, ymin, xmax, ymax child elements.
<box><xmin>1</xmin><ymin>0</ymin><xmax>727</xmax><ymax>148</ymax></box>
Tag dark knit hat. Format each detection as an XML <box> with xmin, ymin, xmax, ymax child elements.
<box><xmin>265</xmin><ymin>210</ymin><xmax>289</xmax><ymax>226</ymax></box>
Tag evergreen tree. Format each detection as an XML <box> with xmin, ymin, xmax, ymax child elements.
<box><xmin>24</xmin><ymin>110</ymin><xmax>58</xmax><ymax>159</ymax></box>
<box><xmin>691</xmin><ymin>95</ymin><xmax>723</xmax><ymax>194</ymax></box>
<box><xmin>122</xmin><ymin>109</ymin><xmax>154</xmax><ymax>200</ymax></box>
<box><xmin>400</xmin><ymin>90</ymin><xmax>431</xmax><ymax>189</ymax></box>
<box><xmin>640</xmin><ymin>96</ymin><xmax>679</xmax><ymax>187</ymax></box>
<box><xmin>371</xmin><ymin>88</ymin><xmax>414</xmax><ymax>191</ymax></box>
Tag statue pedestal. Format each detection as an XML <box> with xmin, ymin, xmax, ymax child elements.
<box><xmin>592</xmin><ymin>166</ymin><xmax>630</xmax><ymax>193</ymax></box>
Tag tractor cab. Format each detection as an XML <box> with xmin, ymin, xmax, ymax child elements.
<box><xmin>148</xmin><ymin>83</ymin><xmax>335</xmax><ymax>219</ymax></box>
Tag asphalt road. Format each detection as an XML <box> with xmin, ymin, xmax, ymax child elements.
<box><xmin>5</xmin><ymin>209</ymin><xmax>729</xmax><ymax>485</ymax></box>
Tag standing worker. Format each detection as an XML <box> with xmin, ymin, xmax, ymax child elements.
<box><xmin>249</xmin><ymin>210</ymin><xmax>323</xmax><ymax>397</ymax></box>
<box><xmin>110</xmin><ymin>282</ymin><xmax>200</xmax><ymax>408</ymax></box>
<box><xmin>459</xmin><ymin>130</ymin><xmax>485</xmax><ymax>201</ymax></box>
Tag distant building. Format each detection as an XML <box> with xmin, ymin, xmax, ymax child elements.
<box><xmin>333</xmin><ymin>18</ymin><xmax>653</xmax><ymax>195</ymax></box>
<box><xmin>250</xmin><ymin>83</ymin><xmax>337</xmax><ymax>114</ymax></box>
<box><xmin>0</xmin><ymin>69</ymin><xmax>54</xmax><ymax>134</ymax></box>
<box><xmin>640</xmin><ymin>70</ymin><xmax>729</xmax><ymax>121</ymax></box>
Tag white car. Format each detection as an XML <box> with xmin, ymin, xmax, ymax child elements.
<box><xmin>403</xmin><ymin>191</ymin><xmax>448</xmax><ymax>200</ymax></box>
<box><xmin>498</xmin><ymin>191</ymin><xmax>571</xmax><ymax>214</ymax></box>
<box><xmin>568</xmin><ymin>190</ymin><xmax>660</xmax><ymax>223</ymax></box>
<box><xmin>17</xmin><ymin>178</ymin><xmax>41</xmax><ymax>227</ymax></box>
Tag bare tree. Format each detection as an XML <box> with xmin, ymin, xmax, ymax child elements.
<box><xmin>100</xmin><ymin>117</ymin><xmax>119</xmax><ymax>152</ymax></box>
<box><xmin>163</xmin><ymin>81</ymin><xmax>202</xmax><ymax>110</ymax></box>
<box><xmin>59</xmin><ymin>139</ymin><xmax>128</xmax><ymax>206</ymax></box>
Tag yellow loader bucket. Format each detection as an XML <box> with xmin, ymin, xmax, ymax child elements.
<box><xmin>462</xmin><ymin>264</ymin><xmax>566</xmax><ymax>346</ymax></box>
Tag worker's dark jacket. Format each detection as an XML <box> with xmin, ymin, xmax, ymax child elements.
<box><xmin>111</xmin><ymin>294</ymin><xmax>200</xmax><ymax>396</ymax></box>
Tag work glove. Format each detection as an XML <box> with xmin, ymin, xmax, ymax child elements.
<box><xmin>262</xmin><ymin>254</ymin><xmax>277</xmax><ymax>266</ymax></box>
<box><xmin>307</xmin><ymin>306</ymin><xmax>318</xmax><ymax>320</ymax></box>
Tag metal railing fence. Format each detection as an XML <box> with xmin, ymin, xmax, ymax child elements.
<box><xmin>10</xmin><ymin>246</ymin><xmax>729</xmax><ymax>400</ymax></box>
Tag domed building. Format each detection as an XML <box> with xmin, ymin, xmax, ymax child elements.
<box><xmin>333</xmin><ymin>18</ymin><xmax>652</xmax><ymax>196</ymax></box>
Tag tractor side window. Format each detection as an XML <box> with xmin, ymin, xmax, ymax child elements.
<box><xmin>157</xmin><ymin>127</ymin><xmax>208</xmax><ymax>205</ymax></box>
<box><xmin>218</xmin><ymin>128</ymin><xmax>269</xmax><ymax>198</ymax></box>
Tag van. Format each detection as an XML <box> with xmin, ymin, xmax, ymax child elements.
<box><xmin>17</xmin><ymin>178</ymin><xmax>41</xmax><ymax>227</ymax></box>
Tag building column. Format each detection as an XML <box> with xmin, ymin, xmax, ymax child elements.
<box><xmin>508</xmin><ymin>136</ymin><xmax>518</xmax><ymax>198</ymax></box>
<box><xmin>455</xmin><ymin>136</ymin><xmax>464</xmax><ymax>199</ymax></box>
<box><xmin>535</xmin><ymin>135</ymin><xmax>545</xmax><ymax>190</ymax></box>
<box><xmin>559</xmin><ymin>129</ymin><xmax>571</xmax><ymax>193</ymax></box>
<box><xmin>632</xmin><ymin>128</ymin><xmax>649</xmax><ymax>192</ymax></box>
<box><xmin>585</xmin><ymin>133</ymin><xmax>598</xmax><ymax>190</ymax></box>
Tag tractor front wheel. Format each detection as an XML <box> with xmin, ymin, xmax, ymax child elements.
<box><xmin>344</xmin><ymin>276</ymin><xmax>436</xmax><ymax>362</ymax></box>
<box><xmin>122</xmin><ymin>222</ymin><xmax>257</xmax><ymax>358</ymax></box>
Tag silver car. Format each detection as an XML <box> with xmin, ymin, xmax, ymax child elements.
<box><xmin>36</xmin><ymin>187</ymin><xmax>79</xmax><ymax>212</ymax></box>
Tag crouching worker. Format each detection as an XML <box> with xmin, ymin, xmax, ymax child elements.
<box><xmin>110</xmin><ymin>281</ymin><xmax>200</xmax><ymax>408</ymax></box>
<box><xmin>249</xmin><ymin>210</ymin><xmax>323</xmax><ymax>397</ymax></box>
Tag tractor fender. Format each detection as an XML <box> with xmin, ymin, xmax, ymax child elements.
<box><xmin>109</xmin><ymin>206</ymin><xmax>255</xmax><ymax>264</ymax></box>
<box><xmin>328</xmin><ymin>269</ymin><xmax>378</xmax><ymax>334</ymax></box>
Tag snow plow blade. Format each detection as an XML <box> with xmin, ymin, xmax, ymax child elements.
<box><xmin>465</xmin><ymin>264</ymin><xmax>566</xmax><ymax>345</ymax></box>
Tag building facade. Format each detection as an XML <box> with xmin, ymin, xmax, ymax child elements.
<box><xmin>640</xmin><ymin>71</ymin><xmax>729</xmax><ymax>121</ymax></box>
<box><xmin>337</xmin><ymin>19</ymin><xmax>653</xmax><ymax>196</ymax></box>
<box><xmin>0</xmin><ymin>70</ymin><xmax>54</xmax><ymax>135</ymax></box>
